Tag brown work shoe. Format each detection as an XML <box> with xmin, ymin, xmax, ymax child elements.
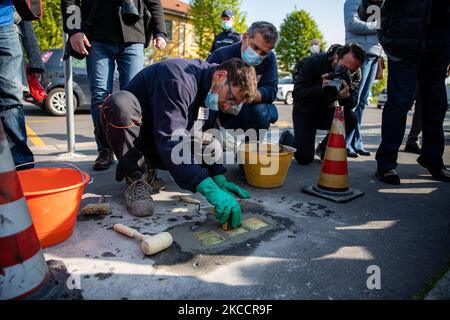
<box><xmin>125</xmin><ymin>171</ymin><xmax>154</xmax><ymax>217</ymax></box>
<box><xmin>147</xmin><ymin>168</ymin><xmax>166</xmax><ymax>192</ymax></box>
<box><xmin>93</xmin><ymin>148</ymin><xmax>114</xmax><ymax>171</ymax></box>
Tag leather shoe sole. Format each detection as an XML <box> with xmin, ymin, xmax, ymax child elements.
<box><xmin>355</xmin><ymin>149</ymin><xmax>371</xmax><ymax>156</ymax></box>
<box><xmin>375</xmin><ymin>169</ymin><xmax>400</xmax><ymax>185</ymax></box>
<box><xmin>404</xmin><ymin>144</ymin><xmax>421</xmax><ymax>155</ymax></box>
<box><xmin>417</xmin><ymin>157</ymin><xmax>450</xmax><ymax>182</ymax></box>
<box><xmin>93</xmin><ymin>161</ymin><xmax>114</xmax><ymax>171</ymax></box>
<box><xmin>347</xmin><ymin>149</ymin><xmax>359</xmax><ymax>158</ymax></box>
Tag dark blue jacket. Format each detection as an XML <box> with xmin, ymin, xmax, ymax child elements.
<box><xmin>123</xmin><ymin>59</ymin><xmax>226</xmax><ymax>192</ymax></box>
<box><xmin>206</xmin><ymin>41</ymin><xmax>278</xmax><ymax>104</ymax></box>
<box><xmin>210</xmin><ymin>28</ymin><xmax>241</xmax><ymax>53</ymax></box>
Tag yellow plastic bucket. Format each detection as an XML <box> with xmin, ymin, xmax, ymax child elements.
<box><xmin>239</xmin><ymin>143</ymin><xmax>296</xmax><ymax>188</ymax></box>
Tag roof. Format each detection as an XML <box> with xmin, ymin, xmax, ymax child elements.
<box><xmin>161</xmin><ymin>0</ymin><xmax>190</xmax><ymax>15</ymax></box>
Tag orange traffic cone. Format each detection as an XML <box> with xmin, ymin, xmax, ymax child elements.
<box><xmin>0</xmin><ymin>121</ymin><xmax>50</xmax><ymax>299</ymax></box>
<box><xmin>302</xmin><ymin>106</ymin><xmax>364</xmax><ymax>203</ymax></box>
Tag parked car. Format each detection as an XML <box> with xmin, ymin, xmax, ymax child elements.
<box><xmin>377</xmin><ymin>85</ymin><xmax>450</xmax><ymax>110</ymax></box>
<box><xmin>37</xmin><ymin>48</ymin><xmax>120</xmax><ymax>116</ymax></box>
<box><xmin>377</xmin><ymin>88</ymin><xmax>387</xmax><ymax>109</ymax></box>
<box><xmin>277</xmin><ymin>76</ymin><xmax>294</xmax><ymax>105</ymax></box>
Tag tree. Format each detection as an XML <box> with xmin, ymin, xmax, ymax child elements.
<box><xmin>276</xmin><ymin>10</ymin><xmax>324</xmax><ymax>72</ymax></box>
<box><xmin>189</xmin><ymin>0</ymin><xmax>247</xmax><ymax>59</ymax></box>
<box><xmin>32</xmin><ymin>0</ymin><xmax>63</xmax><ymax>50</ymax></box>
<box><xmin>371</xmin><ymin>59</ymin><xmax>388</xmax><ymax>102</ymax></box>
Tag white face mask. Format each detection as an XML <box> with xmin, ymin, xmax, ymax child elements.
<box><xmin>310</xmin><ymin>44</ymin><xmax>321</xmax><ymax>54</ymax></box>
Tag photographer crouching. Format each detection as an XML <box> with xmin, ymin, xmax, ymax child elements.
<box><xmin>280</xmin><ymin>43</ymin><xmax>366</xmax><ymax>165</ymax></box>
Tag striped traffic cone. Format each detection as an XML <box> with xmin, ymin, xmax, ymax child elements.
<box><xmin>0</xmin><ymin>121</ymin><xmax>50</xmax><ymax>300</ymax></box>
<box><xmin>302</xmin><ymin>106</ymin><xmax>364</xmax><ymax>203</ymax></box>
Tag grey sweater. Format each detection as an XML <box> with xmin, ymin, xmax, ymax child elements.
<box><xmin>344</xmin><ymin>0</ymin><xmax>383</xmax><ymax>57</ymax></box>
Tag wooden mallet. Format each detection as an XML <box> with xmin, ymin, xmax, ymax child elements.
<box><xmin>113</xmin><ymin>224</ymin><xmax>173</xmax><ymax>256</ymax></box>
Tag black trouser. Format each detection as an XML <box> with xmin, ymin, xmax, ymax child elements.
<box><xmin>95</xmin><ymin>91</ymin><xmax>163</xmax><ymax>181</ymax></box>
<box><xmin>292</xmin><ymin>106</ymin><xmax>358</xmax><ymax>165</ymax></box>
<box><xmin>376</xmin><ymin>28</ymin><xmax>450</xmax><ymax>172</ymax></box>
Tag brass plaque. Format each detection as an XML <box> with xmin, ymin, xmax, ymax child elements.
<box><xmin>241</xmin><ymin>217</ymin><xmax>268</xmax><ymax>231</ymax></box>
<box><xmin>195</xmin><ymin>231</ymin><xmax>225</xmax><ymax>246</ymax></box>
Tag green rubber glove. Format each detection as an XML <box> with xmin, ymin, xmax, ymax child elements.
<box><xmin>196</xmin><ymin>177</ymin><xmax>242</xmax><ymax>228</ymax></box>
<box><xmin>213</xmin><ymin>175</ymin><xmax>251</xmax><ymax>199</ymax></box>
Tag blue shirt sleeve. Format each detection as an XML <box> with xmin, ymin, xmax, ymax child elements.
<box><xmin>0</xmin><ymin>0</ymin><xmax>14</xmax><ymax>27</ymax></box>
<box><xmin>257</xmin><ymin>53</ymin><xmax>279</xmax><ymax>103</ymax></box>
<box><xmin>206</xmin><ymin>49</ymin><xmax>222</xmax><ymax>64</ymax></box>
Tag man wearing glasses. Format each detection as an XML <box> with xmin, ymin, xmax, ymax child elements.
<box><xmin>95</xmin><ymin>58</ymin><xmax>257</xmax><ymax>227</ymax></box>
<box><xmin>207</xmin><ymin>21</ymin><xmax>279</xmax><ymax>143</ymax></box>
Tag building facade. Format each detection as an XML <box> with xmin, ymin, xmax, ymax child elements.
<box><xmin>145</xmin><ymin>0</ymin><xmax>199</xmax><ymax>64</ymax></box>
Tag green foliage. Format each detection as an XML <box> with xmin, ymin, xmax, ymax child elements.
<box><xmin>371</xmin><ymin>58</ymin><xmax>388</xmax><ymax>99</ymax></box>
<box><xmin>32</xmin><ymin>0</ymin><xmax>63</xmax><ymax>50</ymax></box>
<box><xmin>189</xmin><ymin>0</ymin><xmax>247</xmax><ymax>59</ymax></box>
<box><xmin>276</xmin><ymin>10</ymin><xmax>324</xmax><ymax>72</ymax></box>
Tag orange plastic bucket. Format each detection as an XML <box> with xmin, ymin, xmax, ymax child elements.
<box><xmin>16</xmin><ymin>165</ymin><xmax>90</xmax><ymax>248</ymax></box>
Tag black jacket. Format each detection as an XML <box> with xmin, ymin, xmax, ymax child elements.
<box><xmin>360</xmin><ymin>0</ymin><xmax>450</xmax><ymax>62</ymax></box>
<box><xmin>292</xmin><ymin>53</ymin><xmax>360</xmax><ymax>115</ymax></box>
<box><xmin>210</xmin><ymin>28</ymin><xmax>241</xmax><ymax>53</ymax></box>
<box><xmin>123</xmin><ymin>59</ymin><xmax>226</xmax><ymax>192</ymax></box>
<box><xmin>62</xmin><ymin>0</ymin><xmax>166</xmax><ymax>44</ymax></box>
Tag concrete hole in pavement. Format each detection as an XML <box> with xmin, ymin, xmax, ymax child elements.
<box><xmin>76</xmin><ymin>199</ymin><xmax>301</xmax><ymax>275</ymax></box>
<box><xmin>135</xmin><ymin>201</ymin><xmax>300</xmax><ymax>270</ymax></box>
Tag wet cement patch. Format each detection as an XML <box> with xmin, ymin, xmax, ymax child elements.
<box><xmin>94</xmin><ymin>273</ymin><xmax>114</xmax><ymax>280</ymax></box>
<box><xmin>101</xmin><ymin>252</ymin><xmax>117</xmax><ymax>258</ymax></box>
<box><xmin>144</xmin><ymin>201</ymin><xmax>299</xmax><ymax>275</ymax></box>
<box><xmin>289</xmin><ymin>201</ymin><xmax>336</xmax><ymax>219</ymax></box>
<box><xmin>77</xmin><ymin>214</ymin><xmax>107</xmax><ymax>222</ymax></box>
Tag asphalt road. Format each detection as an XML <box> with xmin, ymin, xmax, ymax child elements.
<box><xmin>22</xmin><ymin>101</ymin><xmax>450</xmax><ymax>300</ymax></box>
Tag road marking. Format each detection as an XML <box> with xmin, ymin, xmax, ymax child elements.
<box><xmin>25</xmin><ymin>124</ymin><xmax>45</xmax><ymax>147</ymax></box>
<box><xmin>27</xmin><ymin>120</ymin><xmax>50</xmax><ymax>123</ymax></box>
<box><xmin>275</xmin><ymin>121</ymin><xmax>292</xmax><ymax>128</ymax></box>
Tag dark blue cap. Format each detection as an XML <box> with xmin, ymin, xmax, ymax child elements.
<box><xmin>221</xmin><ymin>9</ymin><xmax>234</xmax><ymax>18</ymax></box>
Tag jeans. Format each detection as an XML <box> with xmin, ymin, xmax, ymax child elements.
<box><xmin>219</xmin><ymin>103</ymin><xmax>279</xmax><ymax>140</ymax></box>
<box><xmin>0</xmin><ymin>24</ymin><xmax>34</xmax><ymax>168</ymax></box>
<box><xmin>376</xmin><ymin>28</ymin><xmax>450</xmax><ymax>172</ymax></box>
<box><xmin>346</xmin><ymin>55</ymin><xmax>379</xmax><ymax>152</ymax></box>
<box><xmin>87</xmin><ymin>41</ymin><xmax>144</xmax><ymax>151</ymax></box>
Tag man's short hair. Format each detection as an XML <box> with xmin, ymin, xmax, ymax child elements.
<box><xmin>337</xmin><ymin>43</ymin><xmax>366</xmax><ymax>64</ymax></box>
<box><xmin>247</xmin><ymin>21</ymin><xmax>279</xmax><ymax>47</ymax></box>
<box><xmin>216</xmin><ymin>58</ymin><xmax>257</xmax><ymax>103</ymax></box>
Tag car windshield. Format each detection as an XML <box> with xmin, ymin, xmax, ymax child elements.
<box><xmin>279</xmin><ymin>77</ymin><xmax>293</xmax><ymax>85</ymax></box>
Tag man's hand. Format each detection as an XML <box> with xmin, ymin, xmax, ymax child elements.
<box><xmin>337</xmin><ymin>80</ymin><xmax>350</xmax><ymax>100</ymax></box>
<box><xmin>153</xmin><ymin>36</ymin><xmax>167</xmax><ymax>50</ymax></box>
<box><xmin>69</xmin><ymin>32</ymin><xmax>91</xmax><ymax>55</ymax></box>
<box><xmin>322</xmin><ymin>73</ymin><xmax>332</xmax><ymax>86</ymax></box>
<box><xmin>196</xmin><ymin>177</ymin><xmax>242</xmax><ymax>228</ymax></box>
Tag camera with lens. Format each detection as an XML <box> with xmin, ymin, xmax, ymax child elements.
<box><xmin>322</xmin><ymin>65</ymin><xmax>351</xmax><ymax>103</ymax></box>
<box><xmin>121</xmin><ymin>0</ymin><xmax>140</xmax><ymax>25</ymax></box>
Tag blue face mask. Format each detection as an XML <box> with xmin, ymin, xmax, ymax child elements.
<box><xmin>204</xmin><ymin>81</ymin><xmax>225</xmax><ymax>111</ymax></box>
<box><xmin>222</xmin><ymin>20</ymin><xmax>233</xmax><ymax>30</ymax></box>
<box><xmin>242</xmin><ymin>39</ymin><xmax>265</xmax><ymax>66</ymax></box>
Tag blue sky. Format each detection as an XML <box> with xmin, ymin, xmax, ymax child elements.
<box><xmin>240</xmin><ymin>0</ymin><xmax>346</xmax><ymax>47</ymax></box>
<box><xmin>182</xmin><ymin>0</ymin><xmax>347</xmax><ymax>48</ymax></box>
